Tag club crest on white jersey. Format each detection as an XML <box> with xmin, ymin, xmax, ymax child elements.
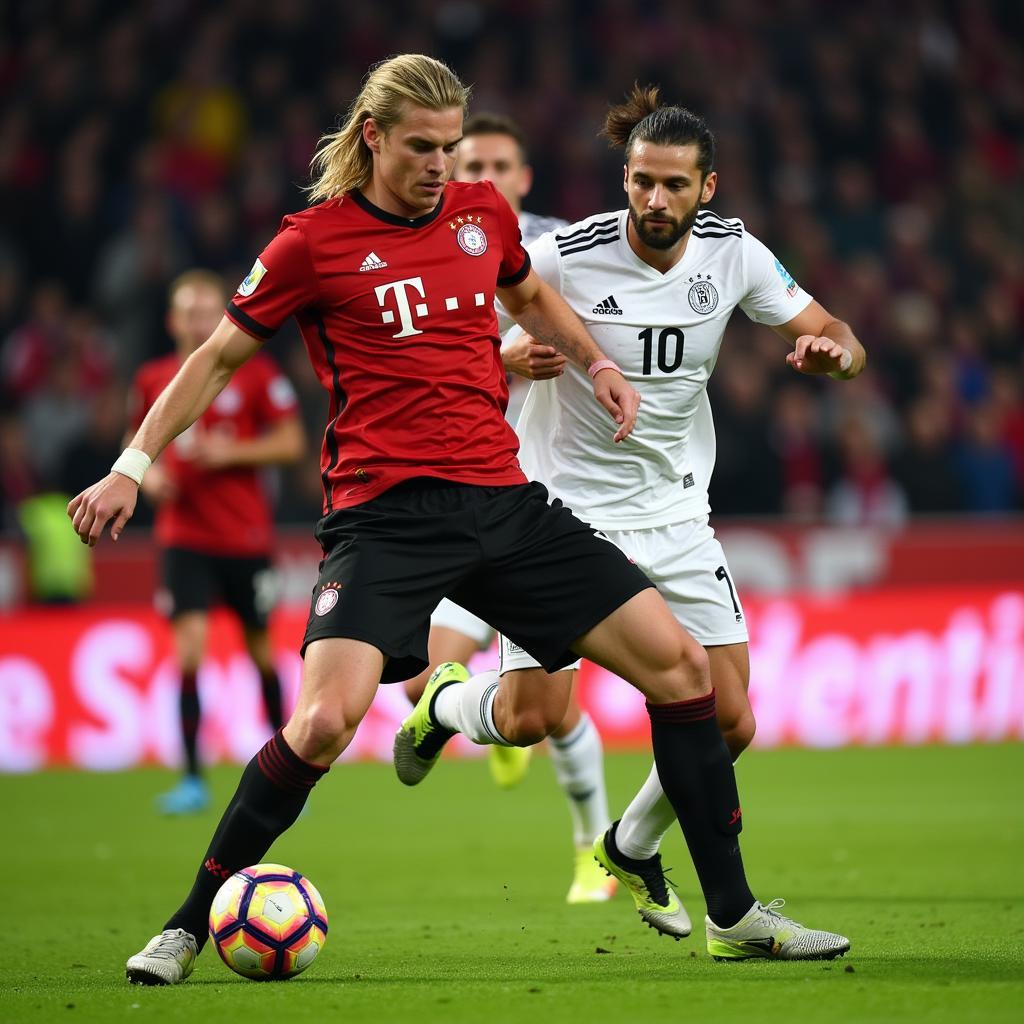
<box><xmin>687</xmin><ymin>276</ymin><xmax>719</xmax><ymax>314</ymax></box>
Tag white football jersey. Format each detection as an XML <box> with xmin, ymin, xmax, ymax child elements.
<box><xmin>519</xmin><ymin>210</ymin><xmax>568</xmax><ymax>248</ymax></box>
<box><xmin>499</xmin><ymin>209</ymin><xmax>570</xmax><ymax>424</ymax></box>
<box><xmin>516</xmin><ymin>208</ymin><xmax>813</xmax><ymax>530</ymax></box>
<box><xmin>496</xmin><ymin>209</ymin><xmax>569</xmax><ymax>334</ymax></box>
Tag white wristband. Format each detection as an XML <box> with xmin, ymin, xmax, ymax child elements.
<box><xmin>111</xmin><ymin>448</ymin><xmax>152</xmax><ymax>485</ymax></box>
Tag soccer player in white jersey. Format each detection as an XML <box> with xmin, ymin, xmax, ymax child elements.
<box><xmin>400</xmin><ymin>112</ymin><xmax>617</xmax><ymax>905</ymax></box>
<box><xmin>402</xmin><ymin>86</ymin><xmax>862</xmax><ymax>961</ymax></box>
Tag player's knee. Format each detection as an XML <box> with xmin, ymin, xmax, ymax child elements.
<box><xmin>249</xmin><ymin>648</ymin><xmax>274</xmax><ymax>674</ymax></box>
<box><xmin>674</xmin><ymin>636</ymin><xmax>711</xmax><ymax>692</ymax></box>
<box><xmin>631</xmin><ymin>630</ymin><xmax>711</xmax><ymax>703</ymax></box>
<box><xmin>290</xmin><ymin>702</ymin><xmax>357</xmax><ymax>762</ymax></box>
<box><xmin>722</xmin><ymin>709</ymin><xmax>756</xmax><ymax>760</ymax></box>
<box><xmin>500</xmin><ymin>706</ymin><xmax>558</xmax><ymax>746</ymax></box>
<box><xmin>179</xmin><ymin>654</ymin><xmax>203</xmax><ymax>675</ymax></box>
<box><xmin>656</xmin><ymin>641</ymin><xmax>711</xmax><ymax>701</ymax></box>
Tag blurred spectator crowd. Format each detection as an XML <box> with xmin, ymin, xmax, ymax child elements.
<box><xmin>1</xmin><ymin>0</ymin><xmax>1022</xmax><ymax>537</ymax></box>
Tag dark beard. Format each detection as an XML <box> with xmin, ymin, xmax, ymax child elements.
<box><xmin>629</xmin><ymin>199</ymin><xmax>701</xmax><ymax>250</ymax></box>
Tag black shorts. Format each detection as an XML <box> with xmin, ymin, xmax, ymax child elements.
<box><xmin>160</xmin><ymin>547</ymin><xmax>277</xmax><ymax>630</ymax></box>
<box><xmin>302</xmin><ymin>479</ymin><xmax>653</xmax><ymax>684</ymax></box>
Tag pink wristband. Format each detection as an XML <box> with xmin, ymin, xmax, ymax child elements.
<box><xmin>587</xmin><ymin>359</ymin><xmax>621</xmax><ymax>379</ymax></box>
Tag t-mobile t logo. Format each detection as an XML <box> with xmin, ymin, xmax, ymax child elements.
<box><xmin>375</xmin><ymin>277</ymin><xmax>428</xmax><ymax>338</ymax></box>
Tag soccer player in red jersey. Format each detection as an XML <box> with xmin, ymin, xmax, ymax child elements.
<box><xmin>70</xmin><ymin>55</ymin><xmax>767</xmax><ymax>985</ymax></box>
<box><xmin>131</xmin><ymin>270</ymin><xmax>305</xmax><ymax>814</ymax></box>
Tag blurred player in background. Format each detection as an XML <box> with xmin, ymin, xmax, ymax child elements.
<box><xmin>454</xmin><ymin>113</ymin><xmax>568</xmax><ymax>422</ymax></box>
<box><xmin>400</xmin><ymin>113</ymin><xmax>616</xmax><ymax>905</ymax></box>
<box><xmin>130</xmin><ymin>269</ymin><xmax>305</xmax><ymax>814</ymax></box>
<box><xmin>404</xmin><ymin>85</ymin><xmax>863</xmax><ymax>960</ymax></box>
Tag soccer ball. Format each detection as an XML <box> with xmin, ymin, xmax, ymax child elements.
<box><xmin>209</xmin><ymin>863</ymin><xmax>328</xmax><ymax>980</ymax></box>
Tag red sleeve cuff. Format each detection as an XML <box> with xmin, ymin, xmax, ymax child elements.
<box><xmin>497</xmin><ymin>251</ymin><xmax>532</xmax><ymax>288</ymax></box>
<box><xmin>226</xmin><ymin>301</ymin><xmax>275</xmax><ymax>340</ymax></box>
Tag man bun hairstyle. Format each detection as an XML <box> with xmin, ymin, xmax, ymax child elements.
<box><xmin>601</xmin><ymin>83</ymin><xmax>716</xmax><ymax>177</ymax></box>
<box><xmin>308</xmin><ymin>54</ymin><xmax>471</xmax><ymax>203</ymax></box>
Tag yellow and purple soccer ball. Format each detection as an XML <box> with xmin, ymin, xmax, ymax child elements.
<box><xmin>209</xmin><ymin>863</ymin><xmax>328</xmax><ymax>980</ymax></box>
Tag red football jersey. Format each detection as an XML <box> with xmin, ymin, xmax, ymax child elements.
<box><xmin>130</xmin><ymin>352</ymin><xmax>299</xmax><ymax>555</ymax></box>
<box><xmin>225</xmin><ymin>180</ymin><xmax>531</xmax><ymax>512</ymax></box>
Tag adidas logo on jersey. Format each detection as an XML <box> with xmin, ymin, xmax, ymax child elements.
<box><xmin>593</xmin><ymin>295</ymin><xmax>623</xmax><ymax>315</ymax></box>
<box><xmin>359</xmin><ymin>251</ymin><xmax>388</xmax><ymax>272</ymax></box>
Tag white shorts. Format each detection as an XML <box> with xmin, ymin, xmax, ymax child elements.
<box><xmin>498</xmin><ymin>515</ymin><xmax>747</xmax><ymax>674</ymax></box>
<box><xmin>500</xmin><ymin>634</ymin><xmax>582</xmax><ymax>674</ymax></box>
<box><xmin>430</xmin><ymin>597</ymin><xmax>495</xmax><ymax>648</ymax></box>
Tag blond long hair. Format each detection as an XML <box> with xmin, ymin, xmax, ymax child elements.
<box><xmin>308</xmin><ymin>54</ymin><xmax>471</xmax><ymax>204</ymax></box>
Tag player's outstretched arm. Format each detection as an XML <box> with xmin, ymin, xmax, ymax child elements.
<box><xmin>68</xmin><ymin>318</ymin><xmax>262</xmax><ymax>546</ymax></box>
<box><xmin>193</xmin><ymin>415</ymin><xmax>306</xmax><ymax>471</ymax></box>
<box><xmin>775</xmin><ymin>300</ymin><xmax>866</xmax><ymax>380</ymax></box>
<box><xmin>498</xmin><ymin>271</ymin><xmax>640</xmax><ymax>442</ymax></box>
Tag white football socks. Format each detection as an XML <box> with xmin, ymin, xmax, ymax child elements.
<box><xmin>614</xmin><ymin>761</ymin><xmax>675</xmax><ymax>860</ymax></box>
<box><xmin>432</xmin><ymin>670</ymin><xmax>513</xmax><ymax>746</ymax></box>
<box><xmin>432</xmin><ymin>674</ymin><xmax>612</xmax><ymax>851</ymax></box>
<box><xmin>549</xmin><ymin>713</ymin><xmax>610</xmax><ymax>848</ymax></box>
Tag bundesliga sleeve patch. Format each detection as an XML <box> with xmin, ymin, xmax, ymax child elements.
<box><xmin>238</xmin><ymin>258</ymin><xmax>268</xmax><ymax>297</ymax></box>
<box><xmin>774</xmin><ymin>258</ymin><xmax>799</xmax><ymax>298</ymax></box>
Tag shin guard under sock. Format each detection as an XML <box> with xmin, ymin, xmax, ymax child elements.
<box><xmin>648</xmin><ymin>690</ymin><xmax>754</xmax><ymax>928</ymax></box>
<box><xmin>616</xmin><ymin>761</ymin><xmax>676</xmax><ymax>861</ymax></box>
<box><xmin>549</xmin><ymin>714</ymin><xmax>610</xmax><ymax>846</ymax></box>
<box><xmin>164</xmin><ymin>730</ymin><xmax>328</xmax><ymax>945</ymax></box>
<box><xmin>433</xmin><ymin>670</ymin><xmax>512</xmax><ymax>746</ymax></box>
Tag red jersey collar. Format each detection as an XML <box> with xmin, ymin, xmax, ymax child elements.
<box><xmin>349</xmin><ymin>187</ymin><xmax>447</xmax><ymax>228</ymax></box>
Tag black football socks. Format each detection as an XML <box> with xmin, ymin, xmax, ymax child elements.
<box><xmin>164</xmin><ymin>730</ymin><xmax>328</xmax><ymax>946</ymax></box>
<box><xmin>180</xmin><ymin>669</ymin><xmax>200</xmax><ymax>778</ymax></box>
<box><xmin>259</xmin><ymin>667</ymin><xmax>285</xmax><ymax>730</ymax></box>
<box><xmin>647</xmin><ymin>690</ymin><xmax>755</xmax><ymax>928</ymax></box>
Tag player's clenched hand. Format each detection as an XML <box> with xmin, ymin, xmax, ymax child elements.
<box><xmin>787</xmin><ymin>335</ymin><xmax>852</xmax><ymax>375</ymax></box>
<box><xmin>502</xmin><ymin>333</ymin><xmax>567</xmax><ymax>380</ymax></box>
<box><xmin>67</xmin><ymin>472</ymin><xmax>139</xmax><ymax>546</ymax></box>
<box><xmin>591</xmin><ymin>368</ymin><xmax>640</xmax><ymax>443</ymax></box>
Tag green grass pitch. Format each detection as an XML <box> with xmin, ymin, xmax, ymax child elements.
<box><xmin>2</xmin><ymin>744</ymin><xmax>1022</xmax><ymax>1023</ymax></box>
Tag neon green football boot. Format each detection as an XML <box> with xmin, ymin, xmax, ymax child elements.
<box><xmin>593</xmin><ymin>821</ymin><xmax>692</xmax><ymax>938</ymax></box>
<box><xmin>393</xmin><ymin>662</ymin><xmax>467</xmax><ymax>786</ymax></box>
<box><xmin>706</xmin><ymin>899</ymin><xmax>851</xmax><ymax>961</ymax></box>
<box><xmin>488</xmin><ymin>743</ymin><xmax>532</xmax><ymax>788</ymax></box>
<box><xmin>567</xmin><ymin>846</ymin><xmax>618</xmax><ymax>904</ymax></box>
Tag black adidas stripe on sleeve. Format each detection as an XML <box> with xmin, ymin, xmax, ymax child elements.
<box><xmin>555</xmin><ymin>216</ymin><xmax>619</xmax><ymax>246</ymax></box>
<box><xmin>692</xmin><ymin>228</ymin><xmax>743</xmax><ymax>239</ymax></box>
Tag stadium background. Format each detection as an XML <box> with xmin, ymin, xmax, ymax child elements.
<box><xmin>0</xmin><ymin>0</ymin><xmax>1022</xmax><ymax>771</ymax></box>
